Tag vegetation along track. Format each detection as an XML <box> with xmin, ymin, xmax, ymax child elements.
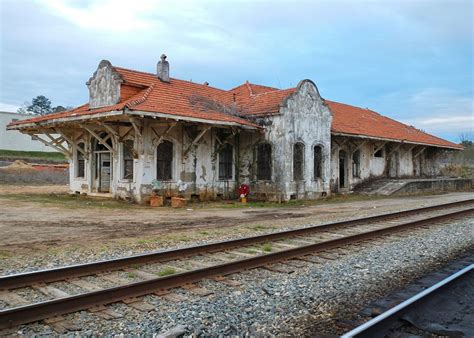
<box><xmin>0</xmin><ymin>199</ymin><xmax>473</xmax><ymax>330</ymax></box>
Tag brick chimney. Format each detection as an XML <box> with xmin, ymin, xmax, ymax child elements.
<box><xmin>157</xmin><ymin>54</ymin><xmax>169</xmax><ymax>82</ymax></box>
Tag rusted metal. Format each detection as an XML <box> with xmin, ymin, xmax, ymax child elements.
<box><xmin>1</xmin><ymin>199</ymin><xmax>472</xmax><ymax>290</ymax></box>
<box><xmin>0</xmin><ymin>207</ymin><xmax>472</xmax><ymax>329</ymax></box>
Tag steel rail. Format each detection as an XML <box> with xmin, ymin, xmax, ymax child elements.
<box><xmin>341</xmin><ymin>264</ymin><xmax>473</xmax><ymax>338</ymax></box>
<box><xmin>1</xmin><ymin>199</ymin><xmax>472</xmax><ymax>290</ymax></box>
<box><xmin>0</xmin><ymin>207</ymin><xmax>472</xmax><ymax>330</ymax></box>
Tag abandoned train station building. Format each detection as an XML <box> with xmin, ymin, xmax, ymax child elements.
<box><xmin>7</xmin><ymin>56</ymin><xmax>463</xmax><ymax>203</ymax></box>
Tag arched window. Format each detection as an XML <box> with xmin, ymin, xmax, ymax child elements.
<box><xmin>293</xmin><ymin>142</ymin><xmax>304</xmax><ymax>180</ymax></box>
<box><xmin>219</xmin><ymin>143</ymin><xmax>233</xmax><ymax>180</ymax></box>
<box><xmin>156</xmin><ymin>140</ymin><xmax>173</xmax><ymax>180</ymax></box>
<box><xmin>314</xmin><ymin>145</ymin><xmax>322</xmax><ymax>179</ymax></box>
<box><xmin>122</xmin><ymin>140</ymin><xmax>134</xmax><ymax>180</ymax></box>
<box><xmin>352</xmin><ymin>150</ymin><xmax>360</xmax><ymax>178</ymax></box>
<box><xmin>76</xmin><ymin>142</ymin><xmax>85</xmax><ymax>178</ymax></box>
<box><xmin>257</xmin><ymin>143</ymin><xmax>272</xmax><ymax>180</ymax></box>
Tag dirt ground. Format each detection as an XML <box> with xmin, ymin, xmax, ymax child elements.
<box><xmin>0</xmin><ymin>184</ymin><xmax>472</xmax><ymax>256</ymax></box>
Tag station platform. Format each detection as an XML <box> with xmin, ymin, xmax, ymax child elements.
<box><xmin>354</xmin><ymin>177</ymin><xmax>473</xmax><ymax>196</ymax></box>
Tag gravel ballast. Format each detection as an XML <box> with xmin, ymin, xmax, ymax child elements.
<box><xmin>12</xmin><ymin>216</ymin><xmax>474</xmax><ymax>336</ymax></box>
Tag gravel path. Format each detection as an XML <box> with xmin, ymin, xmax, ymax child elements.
<box><xmin>13</xmin><ymin>216</ymin><xmax>474</xmax><ymax>336</ymax></box>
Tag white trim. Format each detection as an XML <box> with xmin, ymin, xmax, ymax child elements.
<box><xmin>8</xmin><ymin>110</ymin><xmax>124</xmax><ymax>130</ymax></box>
<box><xmin>127</xmin><ymin>110</ymin><xmax>259</xmax><ymax>130</ymax></box>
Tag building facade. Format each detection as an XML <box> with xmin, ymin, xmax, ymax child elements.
<box><xmin>7</xmin><ymin>57</ymin><xmax>462</xmax><ymax>202</ymax></box>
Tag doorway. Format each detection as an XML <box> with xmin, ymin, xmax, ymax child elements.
<box><xmin>339</xmin><ymin>150</ymin><xmax>347</xmax><ymax>189</ymax></box>
<box><xmin>92</xmin><ymin>133</ymin><xmax>114</xmax><ymax>193</ymax></box>
<box><xmin>389</xmin><ymin>151</ymin><xmax>400</xmax><ymax>178</ymax></box>
<box><xmin>96</xmin><ymin>152</ymin><xmax>112</xmax><ymax>192</ymax></box>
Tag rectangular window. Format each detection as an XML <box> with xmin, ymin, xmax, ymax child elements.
<box><xmin>76</xmin><ymin>143</ymin><xmax>85</xmax><ymax>178</ymax></box>
<box><xmin>157</xmin><ymin>140</ymin><xmax>173</xmax><ymax>180</ymax></box>
<box><xmin>218</xmin><ymin>144</ymin><xmax>233</xmax><ymax>180</ymax></box>
<box><xmin>122</xmin><ymin>140</ymin><xmax>134</xmax><ymax>180</ymax></box>
<box><xmin>257</xmin><ymin>143</ymin><xmax>272</xmax><ymax>180</ymax></box>
<box><xmin>293</xmin><ymin>143</ymin><xmax>304</xmax><ymax>180</ymax></box>
<box><xmin>314</xmin><ymin>146</ymin><xmax>322</xmax><ymax>179</ymax></box>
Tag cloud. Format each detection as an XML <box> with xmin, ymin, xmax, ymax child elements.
<box><xmin>399</xmin><ymin>88</ymin><xmax>473</xmax><ymax>133</ymax></box>
<box><xmin>0</xmin><ymin>102</ymin><xmax>20</xmax><ymax>112</ymax></box>
<box><xmin>38</xmin><ymin>0</ymin><xmax>159</xmax><ymax>32</ymax></box>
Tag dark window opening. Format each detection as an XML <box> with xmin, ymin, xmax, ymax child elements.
<box><xmin>352</xmin><ymin>150</ymin><xmax>360</xmax><ymax>178</ymax></box>
<box><xmin>157</xmin><ymin>140</ymin><xmax>173</xmax><ymax>180</ymax></box>
<box><xmin>76</xmin><ymin>142</ymin><xmax>85</xmax><ymax>178</ymax></box>
<box><xmin>218</xmin><ymin>143</ymin><xmax>233</xmax><ymax>180</ymax></box>
<box><xmin>257</xmin><ymin>143</ymin><xmax>272</xmax><ymax>180</ymax></box>
<box><xmin>122</xmin><ymin>140</ymin><xmax>134</xmax><ymax>180</ymax></box>
<box><xmin>314</xmin><ymin>145</ymin><xmax>322</xmax><ymax>179</ymax></box>
<box><xmin>293</xmin><ymin>142</ymin><xmax>304</xmax><ymax>180</ymax></box>
<box><xmin>374</xmin><ymin>147</ymin><xmax>384</xmax><ymax>158</ymax></box>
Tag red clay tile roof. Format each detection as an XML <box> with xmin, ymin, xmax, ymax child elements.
<box><xmin>326</xmin><ymin>100</ymin><xmax>462</xmax><ymax>149</ymax></box>
<box><xmin>8</xmin><ymin>64</ymin><xmax>461</xmax><ymax>149</ymax></box>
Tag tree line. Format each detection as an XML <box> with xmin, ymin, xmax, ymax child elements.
<box><xmin>17</xmin><ymin>95</ymin><xmax>72</xmax><ymax>116</ymax></box>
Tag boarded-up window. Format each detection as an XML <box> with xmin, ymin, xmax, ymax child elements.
<box><xmin>219</xmin><ymin>143</ymin><xmax>233</xmax><ymax>180</ymax></box>
<box><xmin>257</xmin><ymin>143</ymin><xmax>272</xmax><ymax>180</ymax></box>
<box><xmin>157</xmin><ymin>140</ymin><xmax>173</xmax><ymax>180</ymax></box>
<box><xmin>76</xmin><ymin>142</ymin><xmax>85</xmax><ymax>178</ymax></box>
<box><xmin>293</xmin><ymin>142</ymin><xmax>304</xmax><ymax>180</ymax></box>
<box><xmin>314</xmin><ymin>145</ymin><xmax>322</xmax><ymax>179</ymax></box>
<box><xmin>122</xmin><ymin>140</ymin><xmax>134</xmax><ymax>180</ymax></box>
<box><xmin>352</xmin><ymin>150</ymin><xmax>360</xmax><ymax>178</ymax></box>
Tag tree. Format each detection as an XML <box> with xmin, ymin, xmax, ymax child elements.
<box><xmin>27</xmin><ymin>95</ymin><xmax>52</xmax><ymax>115</ymax></box>
<box><xmin>16</xmin><ymin>96</ymin><xmax>71</xmax><ymax>115</ymax></box>
<box><xmin>459</xmin><ymin>133</ymin><xmax>473</xmax><ymax>147</ymax></box>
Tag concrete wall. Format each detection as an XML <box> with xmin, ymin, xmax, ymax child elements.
<box><xmin>0</xmin><ymin>111</ymin><xmax>57</xmax><ymax>152</ymax></box>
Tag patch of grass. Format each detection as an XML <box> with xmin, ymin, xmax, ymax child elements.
<box><xmin>0</xmin><ymin>251</ymin><xmax>12</xmax><ymax>259</ymax></box>
<box><xmin>126</xmin><ymin>272</ymin><xmax>136</xmax><ymax>279</ymax></box>
<box><xmin>157</xmin><ymin>267</ymin><xmax>176</xmax><ymax>277</ymax></box>
<box><xmin>199</xmin><ymin>230</ymin><xmax>210</xmax><ymax>235</ymax></box>
<box><xmin>248</xmin><ymin>224</ymin><xmax>267</xmax><ymax>231</ymax></box>
<box><xmin>0</xmin><ymin>149</ymin><xmax>66</xmax><ymax>163</ymax></box>
<box><xmin>262</xmin><ymin>243</ymin><xmax>272</xmax><ymax>252</ymax></box>
<box><xmin>246</xmin><ymin>248</ymin><xmax>258</xmax><ymax>254</ymax></box>
<box><xmin>0</xmin><ymin>193</ymin><xmax>137</xmax><ymax>209</ymax></box>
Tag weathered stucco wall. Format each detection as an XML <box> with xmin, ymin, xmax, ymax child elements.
<box><xmin>68</xmin><ymin>122</ymin><xmax>242</xmax><ymax>203</ymax></box>
<box><xmin>237</xmin><ymin>80</ymin><xmax>332</xmax><ymax>201</ymax></box>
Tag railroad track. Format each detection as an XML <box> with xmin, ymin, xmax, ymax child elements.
<box><xmin>0</xmin><ymin>199</ymin><xmax>472</xmax><ymax>331</ymax></box>
<box><xmin>341</xmin><ymin>263</ymin><xmax>473</xmax><ymax>338</ymax></box>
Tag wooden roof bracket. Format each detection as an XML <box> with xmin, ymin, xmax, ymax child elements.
<box><xmin>184</xmin><ymin>126</ymin><xmax>211</xmax><ymax>156</ymax></box>
<box><xmin>81</xmin><ymin>124</ymin><xmax>115</xmax><ymax>154</ymax></box>
<box><xmin>212</xmin><ymin>129</ymin><xmax>239</xmax><ymax>161</ymax></box>
<box><xmin>350</xmin><ymin>139</ymin><xmax>367</xmax><ymax>155</ymax></box>
<box><xmin>151</xmin><ymin>121</ymin><xmax>177</xmax><ymax>147</ymax></box>
<box><xmin>413</xmin><ymin>146</ymin><xmax>426</xmax><ymax>159</ymax></box>
<box><xmin>29</xmin><ymin>133</ymin><xmax>71</xmax><ymax>158</ymax></box>
<box><xmin>373</xmin><ymin>142</ymin><xmax>387</xmax><ymax>155</ymax></box>
<box><xmin>54</xmin><ymin>128</ymin><xmax>86</xmax><ymax>156</ymax></box>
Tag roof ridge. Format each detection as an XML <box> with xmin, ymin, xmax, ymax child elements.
<box><xmin>114</xmin><ymin>66</ymin><xmax>230</xmax><ymax>94</ymax></box>
<box><xmin>125</xmin><ymin>85</ymin><xmax>155</xmax><ymax>109</ymax></box>
<box><xmin>249</xmin><ymin>87</ymin><xmax>296</xmax><ymax>98</ymax></box>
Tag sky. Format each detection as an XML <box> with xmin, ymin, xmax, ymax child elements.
<box><xmin>0</xmin><ymin>0</ymin><xmax>472</xmax><ymax>143</ymax></box>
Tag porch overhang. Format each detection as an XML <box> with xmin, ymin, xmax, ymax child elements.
<box><xmin>331</xmin><ymin>131</ymin><xmax>463</xmax><ymax>151</ymax></box>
